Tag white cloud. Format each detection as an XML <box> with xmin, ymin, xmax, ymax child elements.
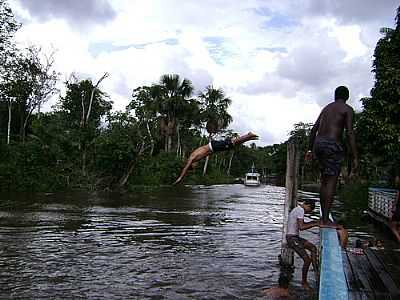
<box><xmin>8</xmin><ymin>0</ymin><xmax>399</xmax><ymax>145</ymax></box>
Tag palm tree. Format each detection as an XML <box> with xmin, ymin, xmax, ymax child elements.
<box><xmin>198</xmin><ymin>86</ymin><xmax>233</xmax><ymax>175</ymax></box>
<box><xmin>157</xmin><ymin>74</ymin><xmax>194</xmax><ymax>153</ymax></box>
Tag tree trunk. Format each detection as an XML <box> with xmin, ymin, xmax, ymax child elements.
<box><xmin>80</xmin><ymin>91</ymin><xmax>85</xmax><ymax>128</ymax></box>
<box><xmin>22</xmin><ymin>108</ymin><xmax>34</xmax><ymax>144</ymax></box>
<box><xmin>119</xmin><ymin>160</ymin><xmax>136</xmax><ymax>187</ymax></box>
<box><xmin>119</xmin><ymin>141</ymin><xmax>146</xmax><ymax>187</ymax></box>
<box><xmin>7</xmin><ymin>100</ymin><xmax>12</xmax><ymax>145</ymax></box>
<box><xmin>86</xmin><ymin>72</ymin><xmax>108</xmax><ymax>125</ymax></box>
<box><xmin>203</xmin><ymin>156</ymin><xmax>210</xmax><ymax>176</ymax></box>
<box><xmin>227</xmin><ymin>151</ymin><xmax>234</xmax><ymax>175</ymax></box>
<box><xmin>82</xmin><ymin>146</ymin><xmax>87</xmax><ymax>177</ymax></box>
<box><xmin>19</xmin><ymin>105</ymin><xmax>25</xmax><ymax>143</ymax></box>
<box><xmin>146</xmin><ymin>121</ymin><xmax>155</xmax><ymax>156</ymax></box>
<box><xmin>202</xmin><ymin>134</ymin><xmax>212</xmax><ymax>176</ymax></box>
<box><xmin>176</xmin><ymin>123</ymin><xmax>181</xmax><ymax>157</ymax></box>
<box><xmin>167</xmin><ymin>135</ymin><xmax>172</xmax><ymax>153</ymax></box>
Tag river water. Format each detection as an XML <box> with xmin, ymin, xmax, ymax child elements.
<box><xmin>0</xmin><ymin>185</ymin><xmax>398</xmax><ymax>299</ymax></box>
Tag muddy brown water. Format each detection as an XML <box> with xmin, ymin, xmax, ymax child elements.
<box><xmin>0</xmin><ymin>185</ymin><xmax>397</xmax><ymax>299</ymax></box>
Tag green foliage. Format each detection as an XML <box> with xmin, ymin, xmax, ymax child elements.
<box><xmin>356</xmin><ymin>6</ymin><xmax>400</xmax><ymax>184</ymax></box>
<box><xmin>95</xmin><ymin>112</ymin><xmax>140</xmax><ymax>179</ymax></box>
<box><xmin>338</xmin><ymin>183</ymin><xmax>369</xmax><ymax>209</ymax></box>
<box><xmin>199</xmin><ymin>86</ymin><xmax>232</xmax><ymax>134</ymax></box>
<box><xmin>0</xmin><ymin>140</ymin><xmax>67</xmax><ymax>191</ymax></box>
<box><xmin>0</xmin><ymin>0</ymin><xmax>19</xmax><ymax>71</ymax></box>
<box><xmin>128</xmin><ymin>153</ymin><xmax>183</xmax><ymax>186</ymax></box>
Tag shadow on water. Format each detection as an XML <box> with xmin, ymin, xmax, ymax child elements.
<box><xmin>1</xmin><ymin>186</ymin><xmax>393</xmax><ymax>299</ymax></box>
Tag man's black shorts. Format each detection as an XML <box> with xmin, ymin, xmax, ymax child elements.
<box><xmin>209</xmin><ymin>140</ymin><xmax>233</xmax><ymax>152</ymax></box>
<box><xmin>314</xmin><ymin>136</ymin><xmax>344</xmax><ymax>176</ymax></box>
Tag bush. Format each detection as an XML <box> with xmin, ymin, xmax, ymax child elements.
<box><xmin>338</xmin><ymin>182</ymin><xmax>369</xmax><ymax>208</ymax></box>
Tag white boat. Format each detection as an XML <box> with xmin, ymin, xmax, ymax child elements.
<box><xmin>244</xmin><ymin>164</ymin><xmax>261</xmax><ymax>186</ymax></box>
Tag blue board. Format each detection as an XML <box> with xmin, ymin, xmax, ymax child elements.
<box><xmin>319</xmin><ymin>228</ymin><xmax>348</xmax><ymax>300</ymax></box>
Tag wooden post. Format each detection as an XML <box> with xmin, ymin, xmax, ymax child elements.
<box><xmin>280</xmin><ymin>141</ymin><xmax>299</xmax><ymax>266</ymax></box>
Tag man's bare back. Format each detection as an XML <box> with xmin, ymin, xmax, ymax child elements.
<box><xmin>316</xmin><ymin>101</ymin><xmax>354</xmax><ymax>143</ymax></box>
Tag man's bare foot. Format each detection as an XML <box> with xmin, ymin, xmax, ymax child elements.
<box><xmin>314</xmin><ymin>271</ymin><xmax>320</xmax><ymax>284</ymax></box>
<box><xmin>248</xmin><ymin>132</ymin><xmax>259</xmax><ymax>140</ymax></box>
<box><xmin>302</xmin><ymin>281</ymin><xmax>313</xmax><ymax>292</ymax></box>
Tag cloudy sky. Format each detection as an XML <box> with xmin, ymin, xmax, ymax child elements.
<box><xmin>8</xmin><ymin>0</ymin><xmax>400</xmax><ymax>145</ymax></box>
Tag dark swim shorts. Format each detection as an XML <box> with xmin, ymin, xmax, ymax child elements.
<box><xmin>314</xmin><ymin>136</ymin><xmax>344</xmax><ymax>176</ymax></box>
<box><xmin>286</xmin><ymin>235</ymin><xmax>308</xmax><ymax>260</ymax></box>
<box><xmin>209</xmin><ymin>140</ymin><xmax>233</xmax><ymax>152</ymax></box>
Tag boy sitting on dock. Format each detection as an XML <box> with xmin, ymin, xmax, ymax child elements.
<box><xmin>286</xmin><ymin>199</ymin><xmax>319</xmax><ymax>291</ymax></box>
<box><xmin>173</xmin><ymin>132</ymin><xmax>259</xmax><ymax>185</ymax></box>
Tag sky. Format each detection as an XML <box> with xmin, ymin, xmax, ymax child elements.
<box><xmin>8</xmin><ymin>0</ymin><xmax>400</xmax><ymax>146</ymax></box>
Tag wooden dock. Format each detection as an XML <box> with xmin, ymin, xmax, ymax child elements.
<box><xmin>319</xmin><ymin>229</ymin><xmax>400</xmax><ymax>299</ymax></box>
<box><xmin>281</xmin><ymin>144</ymin><xmax>400</xmax><ymax>299</ymax></box>
<box><xmin>342</xmin><ymin>248</ymin><xmax>400</xmax><ymax>299</ymax></box>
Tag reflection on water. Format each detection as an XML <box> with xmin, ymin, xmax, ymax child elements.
<box><xmin>0</xmin><ymin>185</ymin><xmax>397</xmax><ymax>299</ymax></box>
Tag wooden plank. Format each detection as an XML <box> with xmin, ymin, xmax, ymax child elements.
<box><xmin>319</xmin><ymin>228</ymin><xmax>348</xmax><ymax>300</ymax></box>
<box><xmin>346</xmin><ymin>250</ymin><xmax>374</xmax><ymax>292</ymax></box>
<box><xmin>349</xmin><ymin>251</ymin><xmax>392</xmax><ymax>299</ymax></box>
<box><xmin>373</xmin><ymin>250</ymin><xmax>400</xmax><ymax>289</ymax></box>
<box><xmin>365</xmin><ymin>249</ymin><xmax>400</xmax><ymax>297</ymax></box>
<box><xmin>342</xmin><ymin>250</ymin><xmax>367</xmax><ymax>300</ymax></box>
<box><xmin>342</xmin><ymin>250</ymin><xmax>358</xmax><ymax>290</ymax></box>
<box><xmin>345</xmin><ymin>250</ymin><xmax>375</xmax><ymax>299</ymax></box>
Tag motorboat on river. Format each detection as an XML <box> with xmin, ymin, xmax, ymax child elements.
<box><xmin>244</xmin><ymin>164</ymin><xmax>261</xmax><ymax>186</ymax></box>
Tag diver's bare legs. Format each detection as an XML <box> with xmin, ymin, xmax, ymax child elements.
<box><xmin>232</xmin><ymin>132</ymin><xmax>259</xmax><ymax>145</ymax></box>
<box><xmin>319</xmin><ymin>175</ymin><xmax>339</xmax><ymax>227</ymax></box>
<box><xmin>173</xmin><ymin>145</ymin><xmax>211</xmax><ymax>185</ymax></box>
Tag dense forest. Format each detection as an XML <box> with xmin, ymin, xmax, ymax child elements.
<box><xmin>0</xmin><ymin>1</ymin><xmax>399</xmax><ymax>192</ymax></box>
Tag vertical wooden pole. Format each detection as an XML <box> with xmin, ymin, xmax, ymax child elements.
<box><xmin>280</xmin><ymin>141</ymin><xmax>299</xmax><ymax>266</ymax></box>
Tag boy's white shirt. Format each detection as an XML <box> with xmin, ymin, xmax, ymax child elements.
<box><xmin>287</xmin><ymin>205</ymin><xmax>304</xmax><ymax>236</ymax></box>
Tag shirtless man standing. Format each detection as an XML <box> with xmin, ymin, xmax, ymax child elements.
<box><xmin>305</xmin><ymin>86</ymin><xmax>359</xmax><ymax>227</ymax></box>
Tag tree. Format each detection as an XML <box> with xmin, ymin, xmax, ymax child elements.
<box><xmin>0</xmin><ymin>0</ymin><xmax>20</xmax><ymax>144</ymax></box>
<box><xmin>58</xmin><ymin>77</ymin><xmax>112</xmax><ymax>176</ymax></box>
<box><xmin>198</xmin><ymin>86</ymin><xmax>232</xmax><ymax>175</ymax></box>
<box><xmin>6</xmin><ymin>46</ymin><xmax>58</xmax><ymax>142</ymax></box>
<box><xmin>0</xmin><ymin>0</ymin><xmax>19</xmax><ymax>75</ymax></box>
<box><xmin>289</xmin><ymin>122</ymin><xmax>315</xmax><ymax>184</ymax></box>
<box><xmin>358</xmin><ymin>6</ymin><xmax>400</xmax><ymax>185</ymax></box>
<box><xmin>157</xmin><ymin>74</ymin><xmax>194</xmax><ymax>153</ymax></box>
<box><xmin>95</xmin><ymin>111</ymin><xmax>147</xmax><ymax>187</ymax></box>
<box><xmin>128</xmin><ymin>85</ymin><xmax>162</xmax><ymax>156</ymax></box>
